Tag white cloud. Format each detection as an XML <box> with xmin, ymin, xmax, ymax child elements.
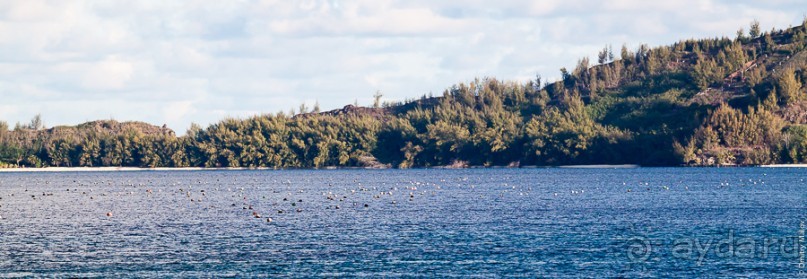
<box><xmin>0</xmin><ymin>0</ymin><xmax>804</xmax><ymax>134</ymax></box>
<box><xmin>0</xmin><ymin>105</ymin><xmax>20</xmax><ymax>121</ymax></box>
<box><xmin>163</xmin><ymin>100</ymin><xmax>196</xmax><ymax>126</ymax></box>
<box><xmin>78</xmin><ymin>56</ymin><xmax>135</xmax><ymax>90</ymax></box>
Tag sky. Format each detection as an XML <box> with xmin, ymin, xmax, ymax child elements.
<box><xmin>0</xmin><ymin>0</ymin><xmax>805</xmax><ymax>134</ymax></box>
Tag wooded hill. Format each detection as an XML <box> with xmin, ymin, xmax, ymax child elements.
<box><xmin>2</xmin><ymin>20</ymin><xmax>807</xmax><ymax>168</ymax></box>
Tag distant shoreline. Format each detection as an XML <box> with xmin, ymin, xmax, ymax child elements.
<box><xmin>556</xmin><ymin>164</ymin><xmax>640</xmax><ymax>169</ymax></box>
<box><xmin>2</xmin><ymin>164</ymin><xmax>807</xmax><ymax>172</ymax></box>
<box><xmin>758</xmin><ymin>164</ymin><xmax>807</xmax><ymax>168</ymax></box>
<box><xmin>0</xmin><ymin>167</ymin><xmax>267</xmax><ymax>172</ymax></box>
<box><xmin>0</xmin><ymin>165</ymin><xmax>638</xmax><ymax>172</ymax></box>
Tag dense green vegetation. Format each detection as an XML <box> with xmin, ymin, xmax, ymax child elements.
<box><xmin>2</xmin><ymin>21</ymin><xmax>807</xmax><ymax>168</ymax></box>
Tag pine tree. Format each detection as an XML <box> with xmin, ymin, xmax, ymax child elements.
<box><xmin>763</xmin><ymin>88</ymin><xmax>780</xmax><ymax>111</ymax></box>
<box><xmin>313</xmin><ymin>101</ymin><xmax>321</xmax><ymax>113</ymax></box>
<box><xmin>778</xmin><ymin>69</ymin><xmax>803</xmax><ymax>105</ymax></box>
<box><xmin>750</xmin><ymin>20</ymin><xmax>761</xmax><ymax>38</ymax></box>
<box><xmin>373</xmin><ymin>91</ymin><xmax>383</xmax><ymax>109</ymax></box>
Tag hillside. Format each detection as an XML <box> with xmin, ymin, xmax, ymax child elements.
<box><xmin>0</xmin><ymin>120</ymin><xmax>175</xmax><ymax>167</ymax></box>
<box><xmin>1</xmin><ymin>20</ymin><xmax>806</xmax><ymax>168</ymax></box>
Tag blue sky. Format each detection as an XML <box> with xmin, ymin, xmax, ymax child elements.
<box><xmin>0</xmin><ymin>0</ymin><xmax>804</xmax><ymax>134</ymax></box>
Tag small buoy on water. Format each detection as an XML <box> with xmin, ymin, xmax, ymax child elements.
<box><xmin>106</xmin><ymin>212</ymin><xmax>113</xmax><ymax>217</ymax></box>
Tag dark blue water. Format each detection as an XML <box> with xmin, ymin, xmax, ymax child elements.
<box><xmin>0</xmin><ymin>168</ymin><xmax>805</xmax><ymax>277</ymax></box>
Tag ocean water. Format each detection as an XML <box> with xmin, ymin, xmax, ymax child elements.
<box><xmin>0</xmin><ymin>168</ymin><xmax>805</xmax><ymax>278</ymax></box>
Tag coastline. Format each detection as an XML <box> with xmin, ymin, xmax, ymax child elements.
<box><xmin>2</xmin><ymin>163</ymin><xmax>807</xmax><ymax>172</ymax></box>
<box><xmin>0</xmin><ymin>164</ymin><xmax>640</xmax><ymax>172</ymax></box>
<box><xmin>0</xmin><ymin>167</ymin><xmax>271</xmax><ymax>172</ymax></box>
<box><xmin>557</xmin><ymin>164</ymin><xmax>640</xmax><ymax>169</ymax></box>
<box><xmin>758</xmin><ymin>164</ymin><xmax>807</xmax><ymax>168</ymax></box>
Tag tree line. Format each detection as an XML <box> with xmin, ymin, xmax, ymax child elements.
<box><xmin>1</xmin><ymin>20</ymin><xmax>806</xmax><ymax>168</ymax></box>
